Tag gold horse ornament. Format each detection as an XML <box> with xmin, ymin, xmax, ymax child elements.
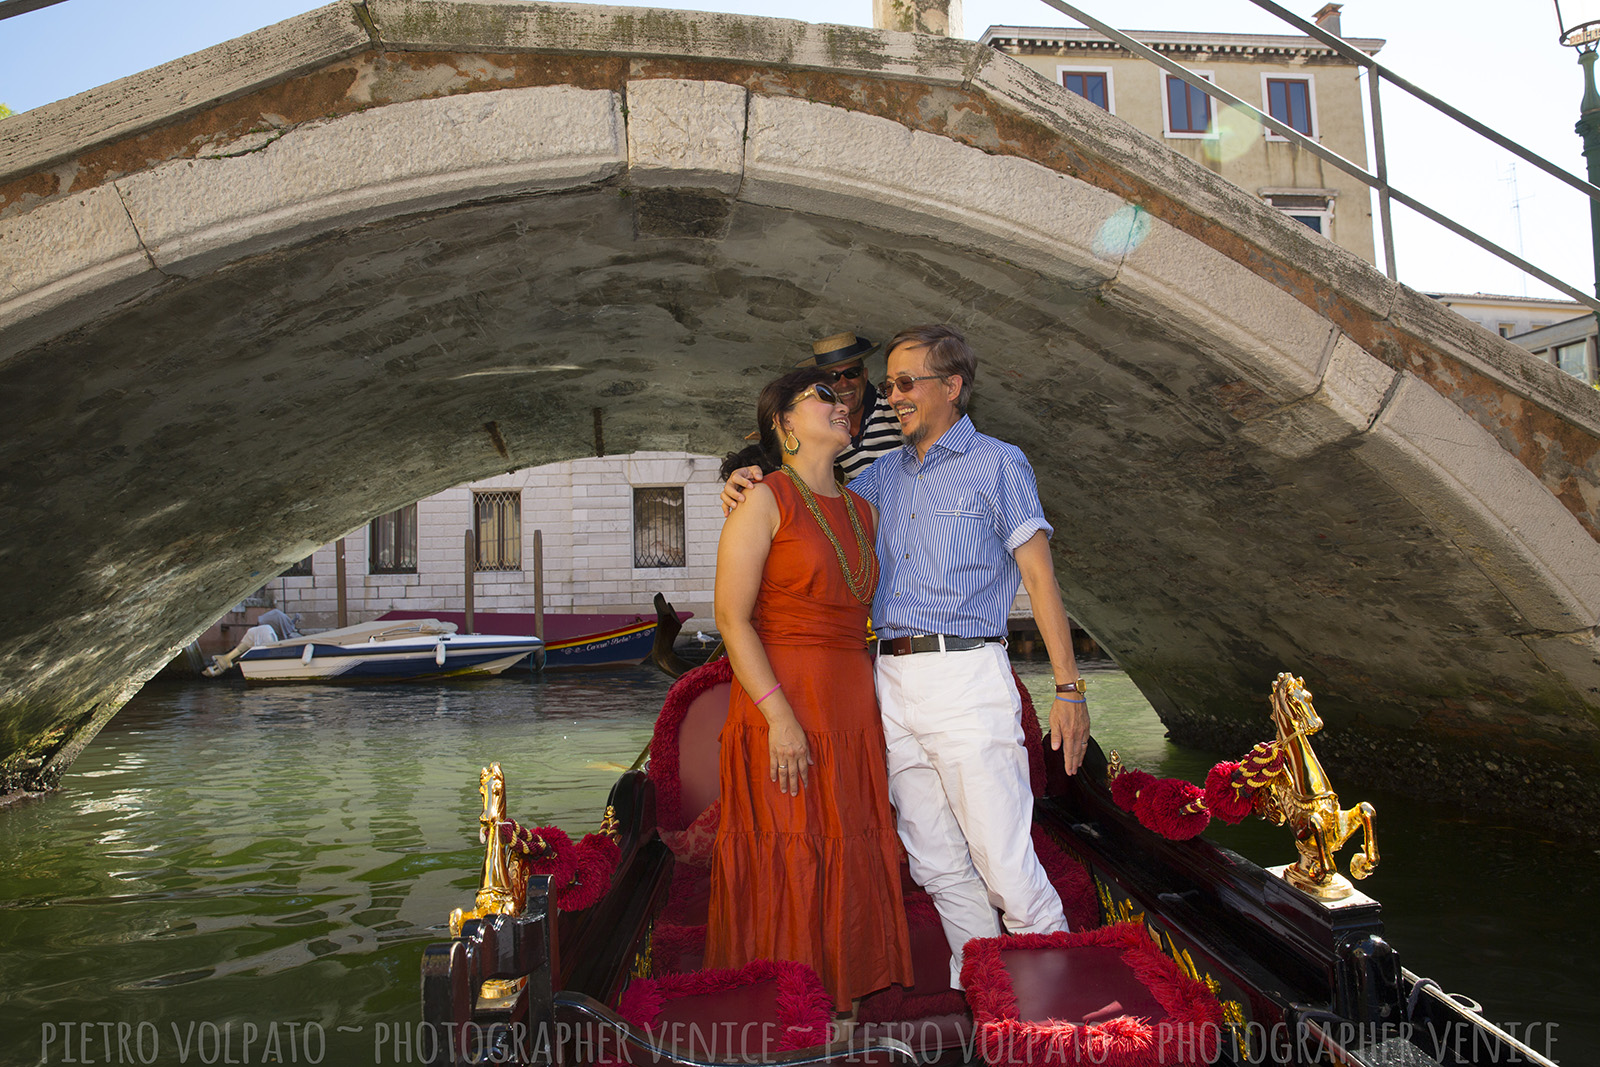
<box><xmin>446</xmin><ymin>763</ymin><xmax>531</xmax><ymax>1001</ymax></box>
<box><xmin>448</xmin><ymin>762</ymin><xmax>527</xmax><ymax>937</ymax></box>
<box><xmin>1253</xmin><ymin>674</ymin><xmax>1378</xmax><ymax>900</ymax></box>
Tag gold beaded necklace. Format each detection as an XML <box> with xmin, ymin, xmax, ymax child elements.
<box><xmin>780</xmin><ymin>466</ymin><xmax>877</xmax><ymax>604</ymax></box>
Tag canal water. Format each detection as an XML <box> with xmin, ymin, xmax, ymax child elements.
<box><xmin>1</xmin><ymin>664</ymin><xmax>1593</xmax><ymax>1067</ymax></box>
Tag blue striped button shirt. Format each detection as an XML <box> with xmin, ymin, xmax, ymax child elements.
<box><xmin>848</xmin><ymin>415</ymin><xmax>1053</xmax><ymax>641</ymax></box>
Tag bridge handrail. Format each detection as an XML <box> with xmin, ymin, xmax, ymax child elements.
<box><xmin>1031</xmin><ymin>0</ymin><xmax>1600</xmax><ymax>315</ymax></box>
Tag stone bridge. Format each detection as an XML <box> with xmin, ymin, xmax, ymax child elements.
<box><xmin>3</xmin><ymin>0</ymin><xmax>1599</xmax><ymax>824</ymax></box>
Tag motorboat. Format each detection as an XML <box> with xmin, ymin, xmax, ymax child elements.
<box><xmin>418</xmin><ymin>662</ymin><xmax>1552</xmax><ymax>1066</ymax></box>
<box><xmin>236</xmin><ymin>619</ymin><xmax>542</xmax><ymax>682</ymax></box>
<box><xmin>383</xmin><ymin>593</ymin><xmax>697</xmax><ymax>674</ymax></box>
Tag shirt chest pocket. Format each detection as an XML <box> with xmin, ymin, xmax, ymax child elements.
<box><xmin>932</xmin><ymin>493</ymin><xmax>988</xmax><ymax>521</ymax></box>
<box><xmin>929</xmin><ymin>506</ymin><xmax>990</xmax><ymax>544</ymax></box>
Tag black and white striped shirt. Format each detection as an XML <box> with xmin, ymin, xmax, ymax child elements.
<box><xmin>839</xmin><ymin>394</ymin><xmax>903</xmax><ymax>481</ymax></box>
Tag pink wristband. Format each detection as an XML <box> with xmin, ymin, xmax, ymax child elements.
<box><xmin>755</xmin><ymin>682</ymin><xmax>782</xmax><ymax>705</ymax></box>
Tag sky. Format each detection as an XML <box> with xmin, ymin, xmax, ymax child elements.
<box><xmin>0</xmin><ymin>0</ymin><xmax>1585</xmax><ymax>303</ymax></box>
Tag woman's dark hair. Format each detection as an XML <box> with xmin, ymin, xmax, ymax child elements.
<box><xmin>748</xmin><ymin>366</ymin><xmax>835</xmax><ymax>472</ymax></box>
<box><xmin>719</xmin><ymin>444</ymin><xmax>770</xmax><ymax>481</ymax></box>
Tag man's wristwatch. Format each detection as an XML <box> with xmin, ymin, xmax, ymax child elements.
<box><xmin>1055</xmin><ymin>679</ymin><xmax>1088</xmax><ymax>695</ymax></box>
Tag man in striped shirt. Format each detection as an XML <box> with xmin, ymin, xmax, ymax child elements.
<box><xmin>797</xmin><ymin>332</ymin><xmax>903</xmax><ymax>480</ymax></box>
<box><xmin>723</xmin><ymin>324</ymin><xmax>1091</xmax><ymax>989</ymax></box>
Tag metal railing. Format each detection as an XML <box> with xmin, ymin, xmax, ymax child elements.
<box><xmin>1033</xmin><ymin>0</ymin><xmax>1600</xmax><ymax>313</ymax></box>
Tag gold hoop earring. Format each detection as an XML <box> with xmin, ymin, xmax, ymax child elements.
<box><xmin>782</xmin><ymin>430</ymin><xmax>801</xmax><ymax>455</ymax></box>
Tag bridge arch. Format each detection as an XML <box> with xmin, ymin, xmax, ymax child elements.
<box><xmin>3</xmin><ymin>1</ymin><xmax>1598</xmax><ymax>819</ymax></box>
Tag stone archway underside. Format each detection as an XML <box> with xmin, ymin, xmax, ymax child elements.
<box><xmin>4</xmin><ymin>1</ymin><xmax>1600</xmax><ymax>824</ymax></box>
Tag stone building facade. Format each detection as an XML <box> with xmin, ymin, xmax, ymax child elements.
<box><xmin>979</xmin><ymin>8</ymin><xmax>1383</xmax><ymax>264</ymax></box>
<box><xmin>267</xmin><ymin>452</ymin><xmax>727</xmax><ymax>630</ymax></box>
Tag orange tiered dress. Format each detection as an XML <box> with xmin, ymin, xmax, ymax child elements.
<box><xmin>704</xmin><ymin>472</ymin><xmax>913</xmax><ymax>1011</ymax></box>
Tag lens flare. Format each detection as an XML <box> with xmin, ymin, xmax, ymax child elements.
<box><xmin>1202</xmin><ymin>107</ymin><xmax>1261</xmax><ymax>166</ymax></box>
<box><xmin>1093</xmin><ymin>204</ymin><xmax>1153</xmax><ymax>260</ymax></box>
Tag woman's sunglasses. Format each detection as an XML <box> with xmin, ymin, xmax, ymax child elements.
<box><xmin>792</xmin><ymin>382</ymin><xmax>841</xmax><ymax>406</ymax></box>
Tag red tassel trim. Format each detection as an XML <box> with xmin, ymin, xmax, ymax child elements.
<box><xmin>1106</xmin><ymin>739</ymin><xmax>1292</xmax><ymax>842</ymax></box>
<box><xmin>1013</xmin><ymin>668</ymin><xmax>1048</xmax><ymax>798</ymax></box>
<box><xmin>649</xmin><ymin>660</ymin><xmax>734</xmax><ymax>832</ymax></box>
<box><xmin>1032</xmin><ymin>826</ymin><xmax>1100</xmax><ymax>932</ymax></box>
<box><xmin>1135</xmin><ymin>779</ymin><xmax>1209</xmax><ymax>841</ymax></box>
<box><xmin>650</xmin><ymin>921</ymin><xmax>707</xmax><ymax>976</ymax></box>
<box><xmin>498</xmin><ymin>821</ymin><xmax>621</xmax><ymax>912</ymax></box>
<box><xmin>1202</xmin><ymin>762</ymin><xmax>1253</xmax><ymax>825</ymax></box>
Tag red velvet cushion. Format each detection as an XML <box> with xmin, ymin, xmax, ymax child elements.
<box><xmin>616</xmin><ymin>959</ymin><xmax>832</xmax><ymax>1055</ymax></box>
<box><xmin>962</xmin><ymin>922</ymin><xmax>1223</xmax><ymax>1067</ymax></box>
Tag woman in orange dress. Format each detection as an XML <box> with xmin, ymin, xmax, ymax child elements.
<box><xmin>706</xmin><ymin>367</ymin><xmax>913</xmax><ymax>1013</ymax></box>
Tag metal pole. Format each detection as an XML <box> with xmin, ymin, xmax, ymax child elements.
<box><xmin>464</xmin><ymin>529</ymin><xmax>475</xmax><ymax>635</ymax></box>
<box><xmin>1366</xmin><ymin>71</ymin><xmax>1397</xmax><ymax>280</ymax></box>
<box><xmin>335</xmin><ymin>539</ymin><xmax>348</xmax><ymax>628</ymax></box>
<box><xmin>533</xmin><ymin>529</ymin><xmax>544</xmax><ymax>642</ymax></box>
<box><xmin>1578</xmin><ymin>50</ymin><xmax>1600</xmax><ymax>301</ymax></box>
<box><xmin>1577</xmin><ymin>49</ymin><xmax>1600</xmax><ymax>384</ymax></box>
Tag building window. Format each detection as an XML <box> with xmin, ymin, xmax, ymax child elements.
<box><xmin>1497</xmin><ymin>323</ymin><xmax>1517</xmax><ymax>339</ymax></box>
<box><xmin>282</xmin><ymin>555</ymin><xmax>314</xmax><ymax>577</ymax></box>
<box><xmin>1059</xmin><ymin>68</ymin><xmax>1112</xmax><ymax>112</ymax></box>
<box><xmin>634</xmin><ymin>487</ymin><xmax>686</xmax><ymax>568</ymax></box>
<box><xmin>1557</xmin><ymin>340</ymin><xmax>1589</xmax><ymax>381</ymax></box>
<box><xmin>1262</xmin><ymin>190</ymin><xmax>1334</xmax><ymax>239</ymax></box>
<box><xmin>1163</xmin><ymin>72</ymin><xmax>1214</xmax><ymax>137</ymax></box>
<box><xmin>474</xmin><ymin>490</ymin><xmax>522</xmax><ymax>571</ymax></box>
<box><xmin>370</xmin><ymin>504</ymin><xmax>417</xmax><ymax>574</ymax></box>
<box><xmin>1264</xmin><ymin>76</ymin><xmax>1315</xmax><ymax>138</ymax></box>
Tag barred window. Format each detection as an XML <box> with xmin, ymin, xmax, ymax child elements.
<box><xmin>282</xmin><ymin>555</ymin><xmax>314</xmax><ymax>577</ymax></box>
<box><xmin>634</xmin><ymin>487</ymin><xmax>686</xmax><ymax>568</ymax></box>
<box><xmin>475</xmin><ymin>490</ymin><xmax>522</xmax><ymax>571</ymax></box>
<box><xmin>370</xmin><ymin>504</ymin><xmax>418</xmax><ymax>574</ymax></box>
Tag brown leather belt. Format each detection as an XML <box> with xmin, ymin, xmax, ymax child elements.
<box><xmin>876</xmin><ymin>634</ymin><xmax>1006</xmax><ymax>656</ymax></box>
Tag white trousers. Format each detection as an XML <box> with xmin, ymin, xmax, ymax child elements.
<box><xmin>876</xmin><ymin>643</ymin><xmax>1069</xmax><ymax>988</ymax></box>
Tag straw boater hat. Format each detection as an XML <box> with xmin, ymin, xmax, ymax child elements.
<box><xmin>796</xmin><ymin>331</ymin><xmax>877</xmax><ymax>369</ymax></box>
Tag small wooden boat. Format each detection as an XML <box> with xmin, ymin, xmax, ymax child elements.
<box><xmin>237</xmin><ymin>619</ymin><xmax>542</xmax><ymax>682</ymax></box>
<box><xmin>420</xmin><ymin>664</ymin><xmax>1553</xmax><ymax>1067</ymax></box>
<box><xmin>381</xmin><ymin>596</ymin><xmax>693</xmax><ymax>672</ymax></box>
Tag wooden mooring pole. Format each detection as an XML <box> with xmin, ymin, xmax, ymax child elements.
<box><xmin>464</xmin><ymin>529</ymin><xmax>475</xmax><ymax>635</ymax></box>
<box><xmin>336</xmin><ymin>539</ymin><xmax>348</xmax><ymax>628</ymax></box>
<box><xmin>533</xmin><ymin>529</ymin><xmax>544</xmax><ymax>642</ymax></box>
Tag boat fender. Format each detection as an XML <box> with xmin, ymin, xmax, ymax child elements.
<box><xmin>435</xmin><ymin>641</ymin><xmax>447</xmax><ymax>666</ymax></box>
<box><xmin>301</xmin><ymin>644</ymin><xmax>314</xmax><ymax>666</ymax></box>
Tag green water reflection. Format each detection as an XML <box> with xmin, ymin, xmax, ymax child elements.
<box><xmin>0</xmin><ymin>665</ymin><xmax>1592</xmax><ymax>1067</ymax></box>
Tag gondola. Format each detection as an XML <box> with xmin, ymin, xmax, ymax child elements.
<box><xmin>419</xmin><ymin>661</ymin><xmax>1557</xmax><ymax>1067</ymax></box>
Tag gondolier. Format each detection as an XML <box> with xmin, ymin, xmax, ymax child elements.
<box><xmin>794</xmin><ymin>331</ymin><xmax>902</xmax><ymax>480</ymax></box>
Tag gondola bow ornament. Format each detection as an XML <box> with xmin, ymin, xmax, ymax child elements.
<box><xmin>1108</xmin><ymin>673</ymin><xmax>1379</xmax><ymax>900</ymax></box>
<box><xmin>449</xmin><ymin>762</ymin><xmax>623</xmax><ymax>941</ymax></box>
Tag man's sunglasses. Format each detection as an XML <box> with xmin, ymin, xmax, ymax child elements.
<box><xmin>792</xmin><ymin>382</ymin><xmax>841</xmax><ymax>406</ymax></box>
<box><xmin>877</xmin><ymin>374</ymin><xmax>945</xmax><ymax>398</ymax></box>
<box><xmin>827</xmin><ymin>366</ymin><xmax>865</xmax><ymax>382</ymax></box>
